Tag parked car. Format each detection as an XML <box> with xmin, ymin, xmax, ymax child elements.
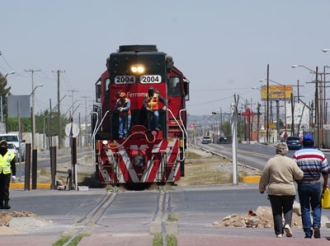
<box><xmin>285</xmin><ymin>136</ymin><xmax>302</xmax><ymax>150</ymax></box>
<box><xmin>7</xmin><ymin>143</ymin><xmax>18</xmax><ymax>160</ymax></box>
<box><xmin>201</xmin><ymin>136</ymin><xmax>212</xmax><ymax>144</ymax></box>
<box><xmin>218</xmin><ymin>136</ymin><xmax>228</xmax><ymax>144</ymax></box>
<box><xmin>0</xmin><ymin>134</ymin><xmax>25</xmax><ymax>162</ymax></box>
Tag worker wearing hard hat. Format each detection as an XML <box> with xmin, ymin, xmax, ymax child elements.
<box><xmin>115</xmin><ymin>92</ymin><xmax>131</xmax><ymax>139</ymax></box>
<box><xmin>143</xmin><ymin>86</ymin><xmax>167</xmax><ymax>131</ymax></box>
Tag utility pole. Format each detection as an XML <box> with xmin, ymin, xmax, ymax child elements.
<box><xmin>266</xmin><ymin>64</ymin><xmax>269</xmax><ymax>143</ymax></box>
<box><xmin>257</xmin><ymin>102</ymin><xmax>261</xmax><ymax>142</ymax></box>
<box><xmin>68</xmin><ymin>89</ymin><xmax>79</xmax><ymax>118</ymax></box>
<box><xmin>52</xmin><ymin>70</ymin><xmax>65</xmax><ymax>149</ymax></box>
<box><xmin>315</xmin><ymin>66</ymin><xmax>319</xmax><ymax>149</ymax></box>
<box><xmin>291</xmin><ymin>93</ymin><xmax>294</xmax><ymax>136</ymax></box>
<box><xmin>82</xmin><ymin>96</ymin><xmax>91</xmax><ymax>146</ymax></box>
<box><xmin>25</xmin><ymin>69</ymin><xmax>41</xmax><ymax>149</ymax></box>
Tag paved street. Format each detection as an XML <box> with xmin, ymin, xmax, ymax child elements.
<box><xmin>1</xmin><ymin>184</ymin><xmax>330</xmax><ymax>245</ymax></box>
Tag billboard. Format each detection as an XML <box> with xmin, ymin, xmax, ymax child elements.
<box><xmin>260</xmin><ymin>85</ymin><xmax>293</xmax><ymax>101</ymax></box>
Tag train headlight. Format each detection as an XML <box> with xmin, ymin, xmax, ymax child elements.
<box><xmin>131</xmin><ymin>65</ymin><xmax>145</xmax><ymax>74</ymax></box>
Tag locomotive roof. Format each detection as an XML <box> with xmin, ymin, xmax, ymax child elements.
<box><xmin>118</xmin><ymin>45</ymin><xmax>158</xmax><ymax>53</ymax></box>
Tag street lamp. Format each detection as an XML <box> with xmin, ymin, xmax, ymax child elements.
<box><xmin>43</xmin><ymin>95</ymin><xmax>67</xmax><ymax>149</ymax></box>
<box><xmin>321</xmin><ymin>50</ymin><xmax>330</xmax><ymax>125</ymax></box>
<box><xmin>291</xmin><ymin>65</ymin><xmax>316</xmax><ymax>73</ymax></box>
<box><xmin>292</xmin><ymin>64</ymin><xmax>320</xmax><ymax>148</ymax></box>
<box><xmin>31</xmin><ymin>84</ymin><xmax>44</xmax><ymax>150</ymax></box>
<box><xmin>4</xmin><ymin>71</ymin><xmax>15</xmax><ymax>79</ymax></box>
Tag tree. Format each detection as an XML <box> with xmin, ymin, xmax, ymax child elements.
<box><xmin>220</xmin><ymin>121</ymin><xmax>231</xmax><ymax>136</ymax></box>
<box><xmin>0</xmin><ymin>72</ymin><xmax>13</xmax><ymax>132</ymax></box>
<box><xmin>0</xmin><ymin>73</ymin><xmax>11</xmax><ymax>95</ymax></box>
<box><xmin>7</xmin><ymin>110</ymin><xmax>70</xmax><ymax>140</ymax></box>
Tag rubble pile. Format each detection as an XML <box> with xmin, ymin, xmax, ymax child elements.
<box><xmin>0</xmin><ymin>211</ymin><xmax>42</xmax><ymax>227</ymax></box>
<box><xmin>213</xmin><ymin>204</ymin><xmax>303</xmax><ymax>229</ymax></box>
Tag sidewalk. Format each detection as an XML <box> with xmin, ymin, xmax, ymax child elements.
<box><xmin>2</xmin><ymin>232</ymin><xmax>329</xmax><ymax>246</ymax></box>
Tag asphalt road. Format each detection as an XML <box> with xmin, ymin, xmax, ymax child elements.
<box><xmin>6</xmin><ymin>184</ymin><xmax>330</xmax><ymax>241</ymax></box>
<box><xmin>198</xmin><ymin>142</ymin><xmax>330</xmax><ymax>171</ymax></box>
<box><xmin>4</xmin><ymin>144</ymin><xmax>330</xmax><ymax>244</ymax></box>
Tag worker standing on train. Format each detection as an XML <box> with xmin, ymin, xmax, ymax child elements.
<box><xmin>115</xmin><ymin>92</ymin><xmax>131</xmax><ymax>139</ymax></box>
<box><xmin>143</xmin><ymin>86</ymin><xmax>167</xmax><ymax>131</ymax></box>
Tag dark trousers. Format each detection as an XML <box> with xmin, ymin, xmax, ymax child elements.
<box><xmin>268</xmin><ymin>195</ymin><xmax>295</xmax><ymax>235</ymax></box>
<box><xmin>0</xmin><ymin>173</ymin><xmax>11</xmax><ymax>203</ymax></box>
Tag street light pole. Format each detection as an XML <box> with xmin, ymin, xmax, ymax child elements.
<box><xmin>43</xmin><ymin>95</ymin><xmax>67</xmax><ymax>149</ymax></box>
<box><xmin>30</xmin><ymin>84</ymin><xmax>43</xmax><ymax>149</ymax></box>
<box><xmin>292</xmin><ymin>65</ymin><xmax>320</xmax><ymax>148</ymax></box>
<box><xmin>25</xmin><ymin>69</ymin><xmax>41</xmax><ymax>149</ymax></box>
<box><xmin>4</xmin><ymin>71</ymin><xmax>15</xmax><ymax>79</ymax></box>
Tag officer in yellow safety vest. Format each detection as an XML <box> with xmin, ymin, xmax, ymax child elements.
<box><xmin>0</xmin><ymin>140</ymin><xmax>16</xmax><ymax>209</ymax></box>
<box><xmin>143</xmin><ymin>86</ymin><xmax>167</xmax><ymax>131</ymax></box>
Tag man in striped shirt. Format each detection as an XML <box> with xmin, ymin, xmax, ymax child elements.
<box><xmin>293</xmin><ymin>134</ymin><xmax>329</xmax><ymax>238</ymax></box>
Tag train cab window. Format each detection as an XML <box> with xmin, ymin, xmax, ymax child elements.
<box><xmin>104</xmin><ymin>78</ymin><xmax>111</xmax><ymax>98</ymax></box>
<box><xmin>105</xmin><ymin>79</ymin><xmax>111</xmax><ymax>93</ymax></box>
<box><xmin>95</xmin><ymin>80</ymin><xmax>101</xmax><ymax>103</ymax></box>
<box><xmin>168</xmin><ymin>77</ymin><xmax>181</xmax><ymax>96</ymax></box>
<box><xmin>184</xmin><ymin>78</ymin><xmax>190</xmax><ymax>101</ymax></box>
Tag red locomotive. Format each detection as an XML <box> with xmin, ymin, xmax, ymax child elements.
<box><xmin>92</xmin><ymin>45</ymin><xmax>190</xmax><ymax>185</ymax></box>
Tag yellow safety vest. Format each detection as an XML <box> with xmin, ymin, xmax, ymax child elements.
<box><xmin>0</xmin><ymin>151</ymin><xmax>15</xmax><ymax>174</ymax></box>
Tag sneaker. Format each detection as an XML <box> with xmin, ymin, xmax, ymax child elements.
<box><xmin>276</xmin><ymin>234</ymin><xmax>282</xmax><ymax>238</ymax></box>
<box><xmin>118</xmin><ymin>135</ymin><xmax>123</xmax><ymax>140</ymax></box>
<box><xmin>313</xmin><ymin>226</ymin><xmax>320</xmax><ymax>238</ymax></box>
<box><xmin>284</xmin><ymin>224</ymin><xmax>293</xmax><ymax>237</ymax></box>
<box><xmin>305</xmin><ymin>229</ymin><xmax>313</xmax><ymax>238</ymax></box>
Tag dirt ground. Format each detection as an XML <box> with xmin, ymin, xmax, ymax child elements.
<box><xmin>0</xmin><ymin>211</ymin><xmax>45</xmax><ymax>234</ymax></box>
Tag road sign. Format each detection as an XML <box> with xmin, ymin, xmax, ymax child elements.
<box><xmin>65</xmin><ymin>123</ymin><xmax>79</xmax><ymax>137</ymax></box>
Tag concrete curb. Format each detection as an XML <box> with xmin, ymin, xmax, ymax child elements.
<box><xmin>10</xmin><ymin>183</ymin><xmax>50</xmax><ymax>189</ymax></box>
<box><xmin>242</xmin><ymin>176</ymin><xmax>261</xmax><ymax>183</ymax></box>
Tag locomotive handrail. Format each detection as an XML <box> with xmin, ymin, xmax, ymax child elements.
<box><xmin>167</xmin><ymin>108</ymin><xmax>187</xmax><ymax>162</ymax></box>
<box><xmin>179</xmin><ymin>108</ymin><xmax>189</xmax><ymax>158</ymax></box>
<box><xmin>91</xmin><ymin>111</ymin><xmax>99</xmax><ymax>159</ymax></box>
<box><xmin>92</xmin><ymin>110</ymin><xmax>109</xmax><ymax>157</ymax></box>
<box><xmin>106</xmin><ymin>130</ymin><xmax>156</xmax><ymax>150</ymax></box>
<box><xmin>94</xmin><ymin>110</ymin><xmax>110</xmax><ymax>136</ymax></box>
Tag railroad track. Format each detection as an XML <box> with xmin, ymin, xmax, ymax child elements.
<box><xmin>63</xmin><ymin>189</ymin><xmax>118</xmax><ymax>246</ymax></box>
<box><xmin>62</xmin><ymin>185</ymin><xmax>173</xmax><ymax>246</ymax></box>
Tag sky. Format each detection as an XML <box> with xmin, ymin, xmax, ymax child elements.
<box><xmin>1</xmin><ymin>0</ymin><xmax>330</xmax><ymax>122</ymax></box>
